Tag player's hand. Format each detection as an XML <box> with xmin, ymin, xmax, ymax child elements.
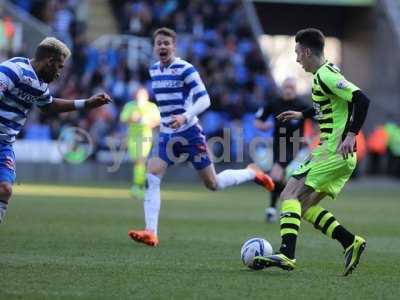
<box><xmin>86</xmin><ymin>93</ymin><xmax>112</xmax><ymax>109</ymax></box>
<box><xmin>276</xmin><ymin>111</ymin><xmax>303</xmax><ymax>122</ymax></box>
<box><xmin>170</xmin><ymin>115</ymin><xmax>187</xmax><ymax>129</ymax></box>
<box><xmin>337</xmin><ymin>132</ymin><xmax>356</xmax><ymax>159</ymax></box>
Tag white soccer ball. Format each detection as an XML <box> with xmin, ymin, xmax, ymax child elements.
<box><xmin>240</xmin><ymin>237</ymin><xmax>273</xmax><ymax>269</ymax></box>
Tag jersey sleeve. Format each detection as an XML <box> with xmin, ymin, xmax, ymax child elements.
<box><xmin>35</xmin><ymin>88</ymin><xmax>53</xmax><ymax>107</ymax></box>
<box><xmin>317</xmin><ymin>70</ymin><xmax>360</xmax><ymax>102</ymax></box>
<box><xmin>182</xmin><ymin>65</ymin><xmax>209</xmax><ymax>103</ymax></box>
<box><xmin>0</xmin><ymin>62</ymin><xmax>22</xmax><ymax>94</ymax></box>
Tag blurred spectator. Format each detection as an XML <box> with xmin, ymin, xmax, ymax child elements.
<box><xmin>10</xmin><ymin>0</ymin><xmax>274</xmax><ymax>158</ymax></box>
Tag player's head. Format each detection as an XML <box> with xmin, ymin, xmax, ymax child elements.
<box><xmin>34</xmin><ymin>37</ymin><xmax>71</xmax><ymax>83</ymax></box>
<box><xmin>135</xmin><ymin>87</ymin><xmax>149</xmax><ymax>106</ymax></box>
<box><xmin>295</xmin><ymin>28</ymin><xmax>325</xmax><ymax>72</ymax></box>
<box><xmin>153</xmin><ymin>27</ymin><xmax>176</xmax><ymax>65</ymax></box>
<box><xmin>281</xmin><ymin>77</ymin><xmax>297</xmax><ymax>101</ymax></box>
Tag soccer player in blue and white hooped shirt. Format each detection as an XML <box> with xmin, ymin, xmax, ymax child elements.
<box><xmin>128</xmin><ymin>27</ymin><xmax>275</xmax><ymax>247</ymax></box>
<box><xmin>0</xmin><ymin>37</ymin><xmax>112</xmax><ymax>224</ymax></box>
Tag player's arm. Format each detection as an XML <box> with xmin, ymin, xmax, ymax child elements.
<box><xmin>39</xmin><ymin>93</ymin><xmax>112</xmax><ymax>114</ymax></box>
<box><xmin>337</xmin><ymin>90</ymin><xmax>370</xmax><ymax>158</ymax></box>
<box><xmin>254</xmin><ymin>105</ymin><xmax>273</xmax><ymax>131</ymax></box>
<box><xmin>318</xmin><ymin>71</ymin><xmax>370</xmax><ymax>158</ymax></box>
<box><xmin>170</xmin><ymin>67</ymin><xmax>210</xmax><ymax>129</ymax></box>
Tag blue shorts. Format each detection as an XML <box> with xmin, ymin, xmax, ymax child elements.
<box><xmin>0</xmin><ymin>143</ymin><xmax>16</xmax><ymax>184</ymax></box>
<box><xmin>155</xmin><ymin>124</ymin><xmax>212</xmax><ymax>170</ymax></box>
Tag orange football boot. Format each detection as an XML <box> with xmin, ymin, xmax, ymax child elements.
<box><xmin>247</xmin><ymin>163</ymin><xmax>275</xmax><ymax>192</ymax></box>
<box><xmin>128</xmin><ymin>229</ymin><xmax>159</xmax><ymax>247</ymax></box>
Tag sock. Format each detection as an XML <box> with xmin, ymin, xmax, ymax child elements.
<box><xmin>279</xmin><ymin>199</ymin><xmax>301</xmax><ymax>259</ymax></box>
<box><xmin>270</xmin><ymin>181</ymin><xmax>284</xmax><ymax>208</ymax></box>
<box><xmin>0</xmin><ymin>200</ymin><xmax>7</xmax><ymax>223</ymax></box>
<box><xmin>303</xmin><ymin>205</ymin><xmax>355</xmax><ymax>249</ymax></box>
<box><xmin>144</xmin><ymin>173</ymin><xmax>161</xmax><ymax>235</ymax></box>
<box><xmin>134</xmin><ymin>162</ymin><xmax>146</xmax><ymax>188</ymax></box>
<box><xmin>216</xmin><ymin>169</ymin><xmax>255</xmax><ymax>190</ymax></box>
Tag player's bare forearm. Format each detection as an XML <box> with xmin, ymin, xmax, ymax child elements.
<box><xmin>40</xmin><ymin>98</ymin><xmax>76</xmax><ymax>114</ymax></box>
<box><xmin>40</xmin><ymin>93</ymin><xmax>112</xmax><ymax>114</ymax></box>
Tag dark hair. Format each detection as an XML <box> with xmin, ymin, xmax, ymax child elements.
<box><xmin>295</xmin><ymin>28</ymin><xmax>325</xmax><ymax>55</ymax></box>
<box><xmin>153</xmin><ymin>27</ymin><xmax>177</xmax><ymax>42</ymax></box>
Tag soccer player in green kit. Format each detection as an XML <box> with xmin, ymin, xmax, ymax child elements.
<box><xmin>254</xmin><ymin>28</ymin><xmax>370</xmax><ymax>276</ymax></box>
<box><xmin>120</xmin><ymin>87</ymin><xmax>160</xmax><ymax>198</ymax></box>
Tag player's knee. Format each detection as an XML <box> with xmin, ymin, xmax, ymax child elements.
<box><xmin>279</xmin><ymin>189</ymin><xmax>297</xmax><ymax>201</ymax></box>
<box><xmin>147</xmin><ymin>159</ymin><xmax>166</xmax><ymax>177</ymax></box>
<box><xmin>301</xmin><ymin>202</ymin><xmax>312</xmax><ymax>216</ymax></box>
<box><xmin>0</xmin><ymin>182</ymin><xmax>12</xmax><ymax>202</ymax></box>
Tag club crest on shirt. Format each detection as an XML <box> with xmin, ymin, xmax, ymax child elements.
<box><xmin>336</xmin><ymin>79</ymin><xmax>349</xmax><ymax>89</ymax></box>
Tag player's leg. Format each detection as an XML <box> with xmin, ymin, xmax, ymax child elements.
<box><xmin>266</xmin><ymin>183</ymin><xmax>283</xmax><ymax>222</ymax></box>
<box><xmin>131</xmin><ymin>136</ymin><xmax>153</xmax><ymax>199</ymax></box>
<box><xmin>302</xmin><ymin>194</ymin><xmax>356</xmax><ymax>249</ymax></box>
<box><xmin>127</xmin><ymin>138</ymin><xmax>141</xmax><ymax>197</ymax></box>
<box><xmin>196</xmin><ymin>162</ymin><xmax>274</xmax><ymax>192</ymax></box>
<box><xmin>301</xmin><ymin>191</ymin><xmax>366</xmax><ymax>276</ymax></box>
<box><xmin>254</xmin><ymin>176</ymin><xmax>312</xmax><ymax>270</ymax></box>
<box><xmin>196</xmin><ymin>162</ymin><xmax>256</xmax><ymax>192</ymax></box>
<box><xmin>131</xmin><ymin>158</ymin><xmax>146</xmax><ymax>198</ymax></box>
<box><xmin>0</xmin><ymin>145</ymin><xmax>16</xmax><ymax>224</ymax></box>
<box><xmin>0</xmin><ymin>182</ymin><xmax>13</xmax><ymax>224</ymax></box>
<box><xmin>184</xmin><ymin>124</ymin><xmax>274</xmax><ymax>191</ymax></box>
<box><xmin>300</xmin><ymin>153</ymin><xmax>366</xmax><ymax>275</ymax></box>
<box><xmin>266</xmin><ymin>163</ymin><xmax>285</xmax><ymax>222</ymax></box>
<box><xmin>128</xmin><ymin>157</ymin><xmax>168</xmax><ymax>246</ymax></box>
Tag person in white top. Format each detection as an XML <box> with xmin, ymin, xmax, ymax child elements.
<box><xmin>128</xmin><ymin>27</ymin><xmax>275</xmax><ymax>247</ymax></box>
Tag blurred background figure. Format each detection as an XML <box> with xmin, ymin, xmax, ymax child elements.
<box><xmin>120</xmin><ymin>87</ymin><xmax>159</xmax><ymax>198</ymax></box>
<box><xmin>254</xmin><ymin>77</ymin><xmax>312</xmax><ymax>222</ymax></box>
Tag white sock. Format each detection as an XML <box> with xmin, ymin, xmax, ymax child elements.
<box><xmin>0</xmin><ymin>201</ymin><xmax>7</xmax><ymax>224</ymax></box>
<box><xmin>144</xmin><ymin>173</ymin><xmax>161</xmax><ymax>235</ymax></box>
<box><xmin>216</xmin><ymin>169</ymin><xmax>256</xmax><ymax>190</ymax></box>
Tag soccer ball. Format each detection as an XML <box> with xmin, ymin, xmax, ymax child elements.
<box><xmin>240</xmin><ymin>237</ymin><xmax>273</xmax><ymax>269</ymax></box>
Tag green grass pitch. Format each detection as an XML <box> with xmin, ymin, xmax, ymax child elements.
<box><xmin>1</xmin><ymin>182</ymin><xmax>400</xmax><ymax>299</ymax></box>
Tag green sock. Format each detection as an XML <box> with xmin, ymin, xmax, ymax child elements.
<box><xmin>134</xmin><ymin>162</ymin><xmax>146</xmax><ymax>188</ymax></box>
<box><xmin>303</xmin><ymin>205</ymin><xmax>355</xmax><ymax>249</ymax></box>
<box><xmin>279</xmin><ymin>199</ymin><xmax>301</xmax><ymax>259</ymax></box>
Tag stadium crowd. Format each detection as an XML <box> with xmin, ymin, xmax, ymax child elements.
<box><xmin>3</xmin><ymin>0</ymin><xmax>400</xmax><ymax>177</ymax></box>
<box><xmin>9</xmin><ymin>0</ymin><xmax>274</xmax><ymax>154</ymax></box>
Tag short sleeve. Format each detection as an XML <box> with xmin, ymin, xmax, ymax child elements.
<box><xmin>317</xmin><ymin>70</ymin><xmax>360</xmax><ymax>102</ymax></box>
<box><xmin>35</xmin><ymin>88</ymin><xmax>53</xmax><ymax>107</ymax></box>
<box><xmin>0</xmin><ymin>63</ymin><xmax>21</xmax><ymax>93</ymax></box>
<box><xmin>182</xmin><ymin>65</ymin><xmax>208</xmax><ymax>102</ymax></box>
